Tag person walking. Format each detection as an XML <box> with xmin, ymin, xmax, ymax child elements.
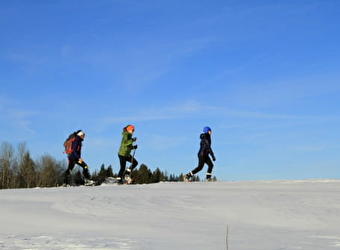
<box><xmin>63</xmin><ymin>130</ymin><xmax>94</xmax><ymax>186</ymax></box>
<box><xmin>117</xmin><ymin>125</ymin><xmax>138</xmax><ymax>183</ymax></box>
<box><xmin>184</xmin><ymin>126</ymin><xmax>216</xmax><ymax>182</ymax></box>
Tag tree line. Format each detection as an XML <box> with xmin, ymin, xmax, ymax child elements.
<box><xmin>0</xmin><ymin>142</ymin><xmax>208</xmax><ymax>189</ymax></box>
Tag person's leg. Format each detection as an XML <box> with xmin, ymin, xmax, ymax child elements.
<box><xmin>123</xmin><ymin>156</ymin><xmax>138</xmax><ymax>181</ymax></box>
<box><xmin>77</xmin><ymin>160</ymin><xmax>90</xmax><ymax>180</ymax></box>
<box><xmin>185</xmin><ymin>156</ymin><xmax>205</xmax><ymax>180</ymax></box>
<box><xmin>205</xmin><ymin>156</ymin><xmax>214</xmax><ymax>181</ymax></box>
<box><xmin>64</xmin><ymin>158</ymin><xmax>76</xmax><ymax>185</ymax></box>
<box><xmin>118</xmin><ymin>155</ymin><xmax>127</xmax><ymax>180</ymax></box>
<box><xmin>127</xmin><ymin>156</ymin><xmax>138</xmax><ymax>171</ymax></box>
<box><xmin>191</xmin><ymin>156</ymin><xmax>206</xmax><ymax>175</ymax></box>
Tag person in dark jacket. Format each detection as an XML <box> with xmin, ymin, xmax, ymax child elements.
<box><xmin>63</xmin><ymin>130</ymin><xmax>94</xmax><ymax>186</ymax></box>
<box><xmin>184</xmin><ymin>126</ymin><xmax>216</xmax><ymax>182</ymax></box>
<box><xmin>117</xmin><ymin>125</ymin><xmax>138</xmax><ymax>183</ymax></box>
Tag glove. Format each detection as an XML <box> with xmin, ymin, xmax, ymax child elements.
<box><xmin>132</xmin><ymin>145</ymin><xmax>138</xmax><ymax>149</ymax></box>
<box><xmin>132</xmin><ymin>137</ymin><xmax>137</xmax><ymax>142</ymax></box>
<box><xmin>78</xmin><ymin>158</ymin><xmax>83</xmax><ymax>164</ymax></box>
<box><xmin>212</xmin><ymin>155</ymin><xmax>216</xmax><ymax>161</ymax></box>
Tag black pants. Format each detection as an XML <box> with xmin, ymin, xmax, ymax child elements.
<box><xmin>191</xmin><ymin>155</ymin><xmax>214</xmax><ymax>175</ymax></box>
<box><xmin>118</xmin><ymin>154</ymin><xmax>138</xmax><ymax>179</ymax></box>
<box><xmin>64</xmin><ymin>157</ymin><xmax>90</xmax><ymax>184</ymax></box>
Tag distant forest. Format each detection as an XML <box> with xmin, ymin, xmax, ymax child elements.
<box><xmin>0</xmin><ymin>142</ymin><xmax>213</xmax><ymax>189</ymax></box>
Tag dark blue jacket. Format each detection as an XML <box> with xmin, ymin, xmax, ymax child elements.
<box><xmin>69</xmin><ymin>135</ymin><xmax>83</xmax><ymax>161</ymax></box>
<box><xmin>197</xmin><ymin>133</ymin><xmax>214</xmax><ymax>157</ymax></box>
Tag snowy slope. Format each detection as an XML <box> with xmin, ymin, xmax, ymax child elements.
<box><xmin>1</xmin><ymin>180</ymin><xmax>340</xmax><ymax>250</ymax></box>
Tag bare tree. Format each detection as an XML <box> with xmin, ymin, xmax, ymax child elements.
<box><xmin>0</xmin><ymin>142</ymin><xmax>15</xmax><ymax>189</ymax></box>
<box><xmin>36</xmin><ymin>155</ymin><xmax>61</xmax><ymax>187</ymax></box>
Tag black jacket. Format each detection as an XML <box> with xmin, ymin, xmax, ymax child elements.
<box><xmin>69</xmin><ymin>135</ymin><xmax>83</xmax><ymax>161</ymax></box>
<box><xmin>197</xmin><ymin>133</ymin><xmax>214</xmax><ymax>157</ymax></box>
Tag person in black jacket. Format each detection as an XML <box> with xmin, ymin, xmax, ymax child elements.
<box><xmin>63</xmin><ymin>130</ymin><xmax>94</xmax><ymax>186</ymax></box>
<box><xmin>184</xmin><ymin>126</ymin><xmax>216</xmax><ymax>182</ymax></box>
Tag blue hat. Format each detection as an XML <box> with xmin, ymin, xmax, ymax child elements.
<box><xmin>203</xmin><ymin>126</ymin><xmax>211</xmax><ymax>133</ymax></box>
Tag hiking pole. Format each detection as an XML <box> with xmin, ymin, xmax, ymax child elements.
<box><xmin>124</xmin><ymin>145</ymin><xmax>136</xmax><ymax>184</ymax></box>
<box><xmin>129</xmin><ymin>145</ymin><xmax>137</xmax><ymax>169</ymax></box>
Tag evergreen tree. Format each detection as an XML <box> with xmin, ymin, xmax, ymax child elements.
<box><xmin>163</xmin><ymin>171</ymin><xmax>169</xmax><ymax>182</ymax></box>
<box><xmin>96</xmin><ymin>164</ymin><xmax>107</xmax><ymax>183</ymax></box>
<box><xmin>134</xmin><ymin>164</ymin><xmax>152</xmax><ymax>184</ymax></box>
<box><xmin>107</xmin><ymin>165</ymin><xmax>114</xmax><ymax>177</ymax></box>
<box><xmin>92</xmin><ymin>164</ymin><xmax>115</xmax><ymax>185</ymax></box>
<box><xmin>18</xmin><ymin>150</ymin><xmax>36</xmax><ymax>188</ymax></box>
<box><xmin>152</xmin><ymin>167</ymin><xmax>163</xmax><ymax>183</ymax></box>
<box><xmin>192</xmin><ymin>175</ymin><xmax>200</xmax><ymax>182</ymax></box>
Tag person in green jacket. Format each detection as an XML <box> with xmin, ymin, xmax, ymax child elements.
<box><xmin>117</xmin><ymin>124</ymin><xmax>138</xmax><ymax>183</ymax></box>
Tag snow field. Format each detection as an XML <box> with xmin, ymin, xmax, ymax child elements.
<box><xmin>1</xmin><ymin>180</ymin><xmax>340</xmax><ymax>249</ymax></box>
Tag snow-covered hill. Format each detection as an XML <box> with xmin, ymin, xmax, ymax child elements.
<box><xmin>1</xmin><ymin>180</ymin><xmax>340</xmax><ymax>249</ymax></box>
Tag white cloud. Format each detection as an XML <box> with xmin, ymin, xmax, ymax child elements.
<box><xmin>0</xmin><ymin>97</ymin><xmax>37</xmax><ymax>134</ymax></box>
<box><xmin>98</xmin><ymin>98</ymin><xmax>338</xmax><ymax>132</ymax></box>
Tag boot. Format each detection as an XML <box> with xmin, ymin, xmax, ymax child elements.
<box><xmin>63</xmin><ymin>169</ymin><xmax>71</xmax><ymax>185</ymax></box>
<box><xmin>83</xmin><ymin>166</ymin><xmax>91</xmax><ymax>179</ymax></box>
<box><xmin>116</xmin><ymin>177</ymin><xmax>124</xmax><ymax>184</ymax></box>
<box><xmin>183</xmin><ymin>172</ymin><xmax>193</xmax><ymax>182</ymax></box>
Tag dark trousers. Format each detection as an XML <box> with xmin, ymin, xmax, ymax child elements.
<box><xmin>191</xmin><ymin>155</ymin><xmax>214</xmax><ymax>175</ymax></box>
<box><xmin>64</xmin><ymin>157</ymin><xmax>90</xmax><ymax>184</ymax></box>
<box><xmin>118</xmin><ymin>154</ymin><xmax>138</xmax><ymax>179</ymax></box>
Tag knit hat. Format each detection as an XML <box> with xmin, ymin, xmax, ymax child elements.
<box><xmin>126</xmin><ymin>125</ymin><xmax>135</xmax><ymax>131</ymax></box>
<box><xmin>203</xmin><ymin>126</ymin><xmax>211</xmax><ymax>133</ymax></box>
<box><xmin>77</xmin><ymin>131</ymin><xmax>85</xmax><ymax>137</ymax></box>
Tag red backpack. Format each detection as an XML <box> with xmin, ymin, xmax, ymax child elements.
<box><xmin>63</xmin><ymin>131</ymin><xmax>79</xmax><ymax>154</ymax></box>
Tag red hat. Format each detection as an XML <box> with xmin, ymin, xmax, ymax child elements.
<box><xmin>126</xmin><ymin>125</ymin><xmax>135</xmax><ymax>131</ymax></box>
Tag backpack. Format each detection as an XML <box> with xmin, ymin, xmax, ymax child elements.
<box><xmin>63</xmin><ymin>130</ymin><xmax>81</xmax><ymax>154</ymax></box>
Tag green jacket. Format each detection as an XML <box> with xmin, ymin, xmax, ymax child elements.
<box><xmin>118</xmin><ymin>131</ymin><xmax>134</xmax><ymax>157</ymax></box>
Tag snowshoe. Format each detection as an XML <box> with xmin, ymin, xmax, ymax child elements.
<box><xmin>84</xmin><ymin>179</ymin><xmax>95</xmax><ymax>186</ymax></box>
<box><xmin>124</xmin><ymin>174</ymin><xmax>133</xmax><ymax>185</ymax></box>
<box><xmin>124</xmin><ymin>175</ymin><xmax>133</xmax><ymax>184</ymax></box>
<box><xmin>183</xmin><ymin>173</ymin><xmax>192</xmax><ymax>182</ymax></box>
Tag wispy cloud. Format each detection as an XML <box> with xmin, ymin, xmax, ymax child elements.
<box><xmin>6</xmin><ymin>50</ymin><xmax>49</xmax><ymax>74</ymax></box>
<box><xmin>8</xmin><ymin>109</ymin><xmax>37</xmax><ymax>134</ymax></box>
<box><xmin>69</xmin><ymin>35</ymin><xmax>217</xmax><ymax>94</ymax></box>
<box><xmin>97</xmin><ymin>99</ymin><xmax>338</xmax><ymax>132</ymax></box>
<box><xmin>290</xmin><ymin>145</ymin><xmax>330</xmax><ymax>152</ymax></box>
<box><xmin>0</xmin><ymin>97</ymin><xmax>37</xmax><ymax>134</ymax></box>
<box><xmin>146</xmin><ymin>134</ymin><xmax>188</xmax><ymax>151</ymax></box>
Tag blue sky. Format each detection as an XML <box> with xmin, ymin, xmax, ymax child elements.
<box><xmin>1</xmin><ymin>0</ymin><xmax>339</xmax><ymax>181</ymax></box>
